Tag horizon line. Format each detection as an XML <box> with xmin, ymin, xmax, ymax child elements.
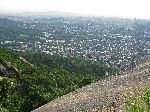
<box><xmin>0</xmin><ymin>10</ymin><xmax>150</xmax><ymax>20</ymax></box>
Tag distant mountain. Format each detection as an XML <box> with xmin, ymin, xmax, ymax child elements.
<box><xmin>0</xmin><ymin>10</ymin><xmax>91</xmax><ymax>17</ymax></box>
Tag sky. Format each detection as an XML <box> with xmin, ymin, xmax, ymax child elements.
<box><xmin>0</xmin><ymin>0</ymin><xmax>150</xmax><ymax>19</ymax></box>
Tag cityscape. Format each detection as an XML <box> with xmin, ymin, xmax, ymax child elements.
<box><xmin>0</xmin><ymin>16</ymin><xmax>150</xmax><ymax>70</ymax></box>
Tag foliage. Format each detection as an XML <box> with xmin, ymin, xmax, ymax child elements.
<box><xmin>22</xmin><ymin>51</ymin><xmax>119</xmax><ymax>76</ymax></box>
<box><xmin>143</xmin><ymin>88</ymin><xmax>150</xmax><ymax>106</ymax></box>
<box><xmin>125</xmin><ymin>87</ymin><xmax>150</xmax><ymax>112</ymax></box>
<box><xmin>0</xmin><ymin>48</ymin><xmax>118</xmax><ymax>111</ymax></box>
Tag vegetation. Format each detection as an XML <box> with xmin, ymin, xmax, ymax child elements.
<box><xmin>125</xmin><ymin>87</ymin><xmax>150</xmax><ymax>112</ymax></box>
<box><xmin>0</xmin><ymin>48</ymin><xmax>119</xmax><ymax>112</ymax></box>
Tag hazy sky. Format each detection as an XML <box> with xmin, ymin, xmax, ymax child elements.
<box><xmin>0</xmin><ymin>0</ymin><xmax>150</xmax><ymax>18</ymax></box>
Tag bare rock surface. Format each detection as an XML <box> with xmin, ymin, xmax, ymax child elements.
<box><xmin>0</xmin><ymin>59</ymin><xmax>20</xmax><ymax>78</ymax></box>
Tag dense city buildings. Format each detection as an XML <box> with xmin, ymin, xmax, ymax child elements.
<box><xmin>0</xmin><ymin>16</ymin><xmax>150</xmax><ymax>70</ymax></box>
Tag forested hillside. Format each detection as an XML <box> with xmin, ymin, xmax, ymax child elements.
<box><xmin>0</xmin><ymin>48</ymin><xmax>119</xmax><ymax>112</ymax></box>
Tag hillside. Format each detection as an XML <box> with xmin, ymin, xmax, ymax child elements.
<box><xmin>32</xmin><ymin>59</ymin><xmax>150</xmax><ymax>112</ymax></box>
<box><xmin>0</xmin><ymin>48</ymin><xmax>118</xmax><ymax>112</ymax></box>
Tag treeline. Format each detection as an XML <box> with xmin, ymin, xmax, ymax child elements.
<box><xmin>0</xmin><ymin>48</ymin><xmax>119</xmax><ymax>112</ymax></box>
<box><xmin>22</xmin><ymin>51</ymin><xmax>119</xmax><ymax>76</ymax></box>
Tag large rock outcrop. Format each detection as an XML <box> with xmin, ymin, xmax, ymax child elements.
<box><xmin>0</xmin><ymin>59</ymin><xmax>20</xmax><ymax>79</ymax></box>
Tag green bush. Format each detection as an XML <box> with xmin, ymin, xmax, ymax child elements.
<box><xmin>125</xmin><ymin>88</ymin><xmax>150</xmax><ymax>112</ymax></box>
<box><xmin>143</xmin><ymin>88</ymin><xmax>150</xmax><ymax>106</ymax></box>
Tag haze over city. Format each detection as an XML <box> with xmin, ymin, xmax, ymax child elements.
<box><xmin>0</xmin><ymin>0</ymin><xmax>150</xmax><ymax>19</ymax></box>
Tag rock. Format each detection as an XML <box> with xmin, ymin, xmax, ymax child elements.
<box><xmin>0</xmin><ymin>59</ymin><xmax>20</xmax><ymax>79</ymax></box>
